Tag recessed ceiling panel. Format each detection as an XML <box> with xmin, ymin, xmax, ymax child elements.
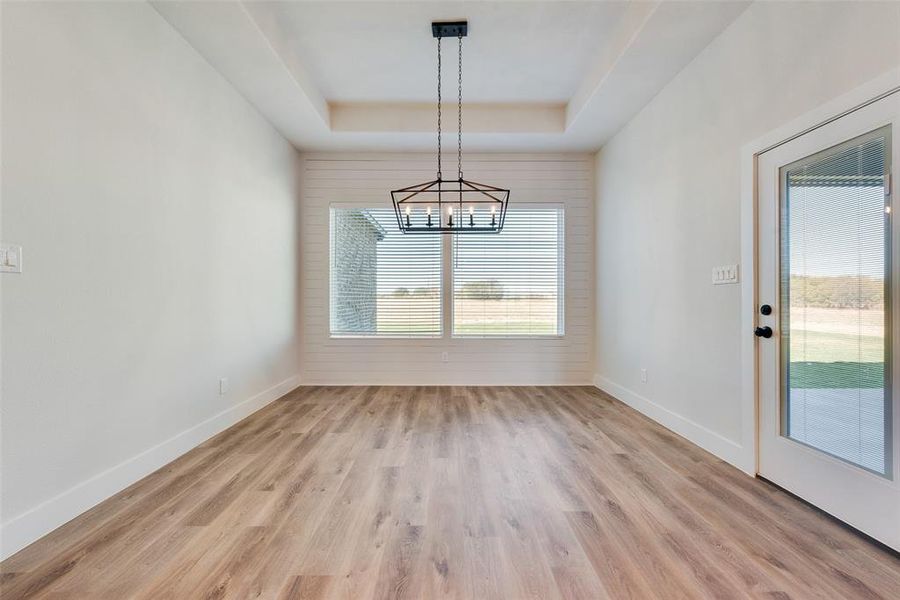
<box><xmin>247</xmin><ymin>1</ymin><xmax>631</xmax><ymax>103</ymax></box>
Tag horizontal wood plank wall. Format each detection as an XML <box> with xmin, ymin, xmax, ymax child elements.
<box><xmin>299</xmin><ymin>153</ymin><xmax>594</xmax><ymax>385</ymax></box>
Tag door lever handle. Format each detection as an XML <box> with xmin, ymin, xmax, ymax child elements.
<box><xmin>754</xmin><ymin>326</ymin><xmax>773</xmax><ymax>339</ymax></box>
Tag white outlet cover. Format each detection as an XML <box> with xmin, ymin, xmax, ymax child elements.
<box><xmin>0</xmin><ymin>244</ymin><xmax>23</xmax><ymax>273</ymax></box>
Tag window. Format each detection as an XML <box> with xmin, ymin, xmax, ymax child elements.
<box><xmin>329</xmin><ymin>206</ymin><xmax>564</xmax><ymax>338</ymax></box>
<box><xmin>330</xmin><ymin>208</ymin><xmax>441</xmax><ymax>336</ymax></box>
<box><xmin>453</xmin><ymin>207</ymin><xmax>564</xmax><ymax>336</ymax></box>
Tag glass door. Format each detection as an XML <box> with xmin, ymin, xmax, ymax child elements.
<box><xmin>757</xmin><ymin>92</ymin><xmax>900</xmax><ymax>551</ymax></box>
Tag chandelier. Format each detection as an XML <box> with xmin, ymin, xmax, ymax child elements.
<box><xmin>391</xmin><ymin>21</ymin><xmax>509</xmax><ymax>234</ymax></box>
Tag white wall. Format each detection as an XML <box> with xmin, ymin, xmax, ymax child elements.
<box><xmin>1</xmin><ymin>2</ymin><xmax>301</xmax><ymax>558</ymax></box>
<box><xmin>594</xmin><ymin>1</ymin><xmax>900</xmax><ymax>471</ymax></box>
<box><xmin>300</xmin><ymin>153</ymin><xmax>594</xmax><ymax>385</ymax></box>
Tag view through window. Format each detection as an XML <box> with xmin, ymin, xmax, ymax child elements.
<box><xmin>330</xmin><ymin>208</ymin><xmax>442</xmax><ymax>336</ymax></box>
<box><xmin>330</xmin><ymin>206</ymin><xmax>564</xmax><ymax>338</ymax></box>
<box><xmin>452</xmin><ymin>207</ymin><xmax>564</xmax><ymax>335</ymax></box>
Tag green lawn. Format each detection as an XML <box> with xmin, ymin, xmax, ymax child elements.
<box><xmin>375</xmin><ymin>325</ymin><xmax>440</xmax><ymax>335</ymax></box>
<box><xmin>788</xmin><ymin>329</ymin><xmax>885</xmax><ymax>389</ymax></box>
<box><xmin>789</xmin><ymin>361</ymin><xmax>884</xmax><ymax>389</ymax></box>
<box><xmin>453</xmin><ymin>321</ymin><xmax>557</xmax><ymax>335</ymax></box>
<box><xmin>376</xmin><ymin>321</ymin><xmax>557</xmax><ymax>335</ymax></box>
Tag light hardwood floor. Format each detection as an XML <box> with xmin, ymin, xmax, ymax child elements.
<box><xmin>2</xmin><ymin>386</ymin><xmax>899</xmax><ymax>599</ymax></box>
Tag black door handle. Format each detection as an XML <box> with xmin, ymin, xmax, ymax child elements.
<box><xmin>754</xmin><ymin>326</ymin><xmax>773</xmax><ymax>338</ymax></box>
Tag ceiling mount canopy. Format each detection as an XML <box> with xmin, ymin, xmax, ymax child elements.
<box><xmin>391</xmin><ymin>20</ymin><xmax>509</xmax><ymax>234</ymax></box>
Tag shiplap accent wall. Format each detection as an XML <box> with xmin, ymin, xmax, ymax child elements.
<box><xmin>300</xmin><ymin>153</ymin><xmax>594</xmax><ymax>385</ymax></box>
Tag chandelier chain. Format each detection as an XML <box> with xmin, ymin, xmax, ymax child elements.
<box><xmin>457</xmin><ymin>33</ymin><xmax>463</xmax><ymax>181</ymax></box>
<box><xmin>436</xmin><ymin>36</ymin><xmax>442</xmax><ymax>180</ymax></box>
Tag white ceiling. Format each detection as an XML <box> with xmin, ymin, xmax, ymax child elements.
<box><xmin>151</xmin><ymin>1</ymin><xmax>751</xmax><ymax>152</ymax></box>
<box><xmin>250</xmin><ymin>1</ymin><xmax>631</xmax><ymax>103</ymax></box>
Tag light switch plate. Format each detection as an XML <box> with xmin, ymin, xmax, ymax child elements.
<box><xmin>0</xmin><ymin>245</ymin><xmax>23</xmax><ymax>273</ymax></box>
<box><xmin>712</xmin><ymin>264</ymin><xmax>739</xmax><ymax>285</ymax></box>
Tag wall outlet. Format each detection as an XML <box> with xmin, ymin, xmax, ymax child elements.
<box><xmin>712</xmin><ymin>264</ymin><xmax>739</xmax><ymax>285</ymax></box>
<box><xmin>0</xmin><ymin>244</ymin><xmax>23</xmax><ymax>273</ymax></box>
<box><xmin>640</xmin><ymin>368</ymin><xmax>648</xmax><ymax>383</ymax></box>
<box><xmin>219</xmin><ymin>378</ymin><xmax>229</xmax><ymax>396</ymax></box>
<box><xmin>441</xmin><ymin>352</ymin><xmax>449</xmax><ymax>363</ymax></box>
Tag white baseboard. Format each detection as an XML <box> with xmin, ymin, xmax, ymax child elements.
<box><xmin>0</xmin><ymin>374</ymin><xmax>301</xmax><ymax>560</ymax></box>
<box><xmin>593</xmin><ymin>374</ymin><xmax>754</xmax><ymax>475</ymax></box>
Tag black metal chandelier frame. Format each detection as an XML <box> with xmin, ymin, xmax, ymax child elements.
<box><xmin>391</xmin><ymin>21</ymin><xmax>509</xmax><ymax>235</ymax></box>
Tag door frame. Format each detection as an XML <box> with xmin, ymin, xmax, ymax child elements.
<box><xmin>738</xmin><ymin>68</ymin><xmax>900</xmax><ymax>477</ymax></box>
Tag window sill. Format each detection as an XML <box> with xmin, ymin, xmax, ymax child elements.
<box><xmin>328</xmin><ymin>334</ymin><xmax>565</xmax><ymax>340</ymax></box>
<box><xmin>329</xmin><ymin>334</ymin><xmax>443</xmax><ymax>340</ymax></box>
<box><xmin>450</xmin><ymin>334</ymin><xmax>565</xmax><ymax>339</ymax></box>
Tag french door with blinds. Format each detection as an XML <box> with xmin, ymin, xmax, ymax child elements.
<box><xmin>757</xmin><ymin>92</ymin><xmax>900</xmax><ymax>550</ymax></box>
<box><xmin>329</xmin><ymin>205</ymin><xmax>564</xmax><ymax>338</ymax></box>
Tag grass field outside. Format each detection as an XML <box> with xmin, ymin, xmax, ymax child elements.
<box><xmin>789</xmin><ymin>361</ymin><xmax>883</xmax><ymax>389</ymax></box>
<box><xmin>788</xmin><ymin>306</ymin><xmax>885</xmax><ymax>389</ymax></box>
<box><xmin>376</xmin><ymin>296</ymin><xmax>558</xmax><ymax>335</ymax></box>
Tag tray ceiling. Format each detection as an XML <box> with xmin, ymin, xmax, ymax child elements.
<box><xmin>151</xmin><ymin>1</ymin><xmax>750</xmax><ymax>152</ymax></box>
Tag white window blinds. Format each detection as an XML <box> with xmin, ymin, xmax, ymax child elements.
<box><xmin>781</xmin><ymin>130</ymin><xmax>890</xmax><ymax>474</ymax></box>
<box><xmin>330</xmin><ymin>208</ymin><xmax>441</xmax><ymax>336</ymax></box>
<box><xmin>452</xmin><ymin>207</ymin><xmax>564</xmax><ymax>336</ymax></box>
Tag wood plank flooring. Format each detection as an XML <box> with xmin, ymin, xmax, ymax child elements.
<box><xmin>2</xmin><ymin>386</ymin><xmax>899</xmax><ymax>599</ymax></box>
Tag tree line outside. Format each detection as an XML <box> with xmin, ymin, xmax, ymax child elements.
<box><xmin>389</xmin><ymin>279</ymin><xmax>560</xmax><ymax>301</ymax></box>
<box><xmin>391</xmin><ymin>279</ymin><xmax>508</xmax><ymax>300</ymax></box>
<box><xmin>391</xmin><ymin>276</ymin><xmax>885</xmax><ymax>306</ymax></box>
<box><xmin>789</xmin><ymin>274</ymin><xmax>883</xmax><ymax>309</ymax></box>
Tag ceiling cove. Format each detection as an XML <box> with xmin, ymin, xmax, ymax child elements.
<box><xmin>151</xmin><ymin>1</ymin><xmax>750</xmax><ymax>152</ymax></box>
